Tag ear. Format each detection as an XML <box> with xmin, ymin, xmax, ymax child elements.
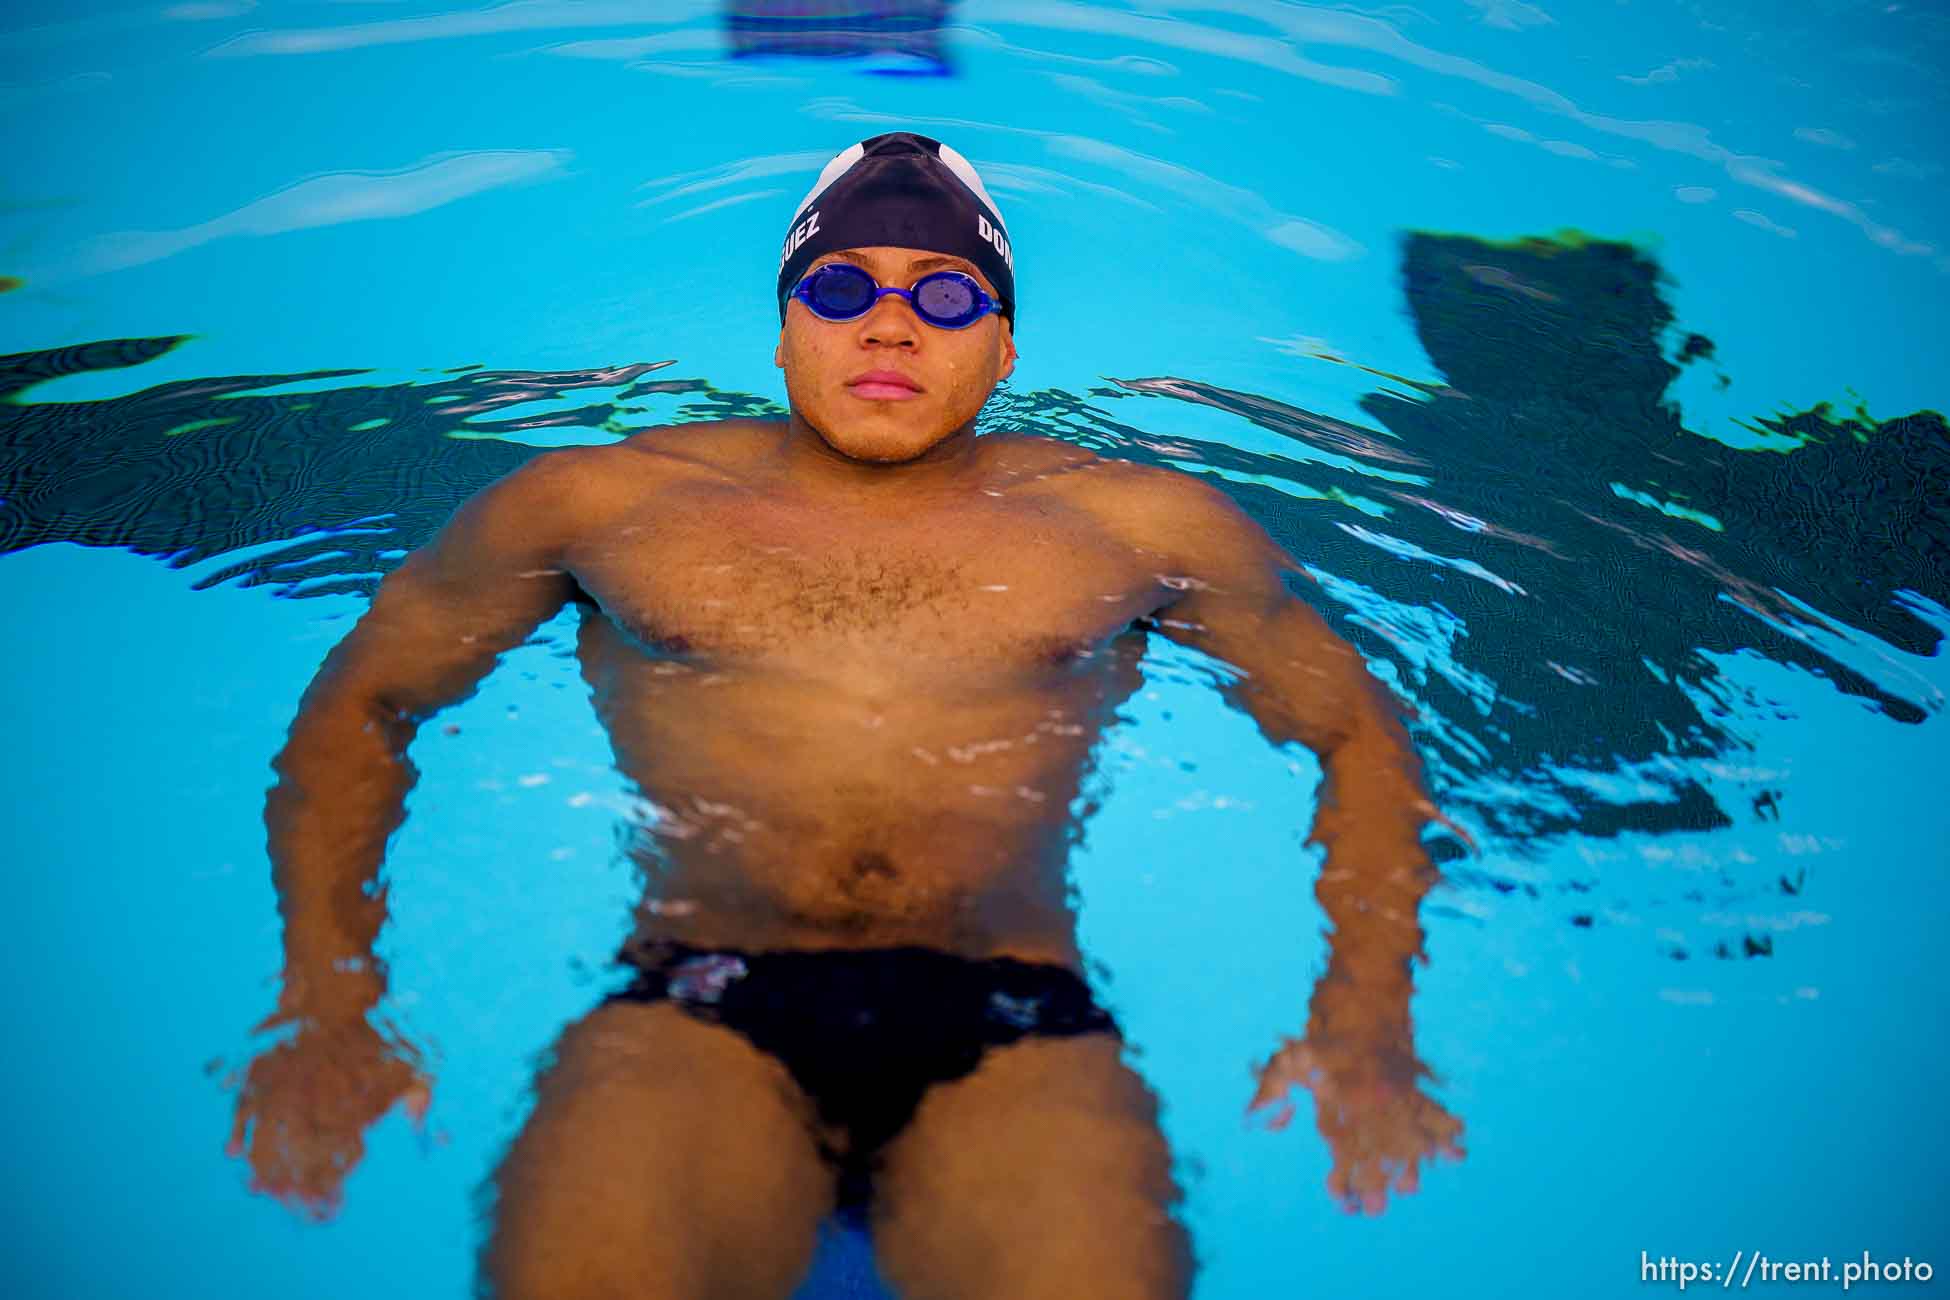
<box><xmin>996</xmin><ymin>321</ymin><xmax>1017</xmax><ymax>382</ymax></box>
<box><xmin>774</xmin><ymin>332</ymin><xmax>786</xmax><ymax>369</ymax></box>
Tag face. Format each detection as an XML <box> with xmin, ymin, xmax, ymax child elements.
<box><xmin>774</xmin><ymin>245</ymin><xmax>1017</xmax><ymax>464</ymax></box>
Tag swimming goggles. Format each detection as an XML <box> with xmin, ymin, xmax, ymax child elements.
<box><xmin>790</xmin><ymin>262</ymin><xmax>1006</xmax><ymax>330</ymax></box>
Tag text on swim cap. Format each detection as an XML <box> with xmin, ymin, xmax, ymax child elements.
<box><xmin>780</xmin><ymin>210</ymin><xmax>821</xmax><ymax>270</ymax></box>
<box><xmin>976</xmin><ymin>214</ymin><xmax>1014</xmax><ymax>273</ymax></box>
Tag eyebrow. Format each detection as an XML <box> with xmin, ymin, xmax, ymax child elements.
<box><xmin>826</xmin><ymin>249</ymin><xmax>976</xmax><ymax>276</ymax></box>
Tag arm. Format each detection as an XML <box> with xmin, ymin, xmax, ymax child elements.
<box><xmin>233</xmin><ymin>447</ymin><xmax>613</xmax><ymax>1215</ymax></box>
<box><xmin>266</xmin><ymin>452</ymin><xmax>589</xmax><ymax>1024</ymax></box>
<box><xmin>1170</xmin><ymin>586</ymin><xmax>1438</xmax><ymax>1059</ymax></box>
<box><xmin>1117</xmin><ymin>469</ymin><xmax>1463</xmax><ymax>1211</ymax></box>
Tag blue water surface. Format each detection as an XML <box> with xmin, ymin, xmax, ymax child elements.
<box><xmin>3</xmin><ymin>2</ymin><xmax>1947</xmax><ymax>1297</ymax></box>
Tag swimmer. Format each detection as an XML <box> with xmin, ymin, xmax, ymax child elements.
<box><xmin>229</xmin><ymin>132</ymin><xmax>1463</xmax><ymax>1298</ymax></box>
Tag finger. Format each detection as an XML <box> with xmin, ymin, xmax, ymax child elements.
<box><xmin>1329</xmin><ymin>1160</ymin><xmax>1373</xmax><ymax>1216</ymax></box>
<box><xmin>1337</xmin><ymin>1180</ymin><xmax>1374</xmax><ymax>1217</ymax></box>
<box><xmin>1254</xmin><ymin>1039</ymin><xmax>1314</xmax><ymax>1080</ymax></box>
<box><xmin>1325</xmin><ymin>1165</ymin><xmax>1350</xmax><ymax>1209</ymax></box>
<box><xmin>403</xmin><ymin>1075</ymin><xmax>433</xmax><ymax>1127</ymax></box>
<box><xmin>1247</xmin><ymin>1078</ymin><xmax>1288</xmax><ymax>1111</ymax></box>
<box><xmin>298</xmin><ymin>1189</ymin><xmax>339</xmax><ymax>1224</ymax></box>
<box><xmin>1243</xmin><ymin>1092</ymin><xmax>1292</xmax><ymax>1129</ymax></box>
<box><xmin>248</xmin><ymin>1159</ymin><xmax>300</xmax><ymax>1204</ymax></box>
<box><xmin>226</xmin><ymin>1106</ymin><xmax>252</xmax><ymax>1158</ymax></box>
<box><xmin>249</xmin><ymin>1005</ymin><xmax>304</xmax><ymax>1036</ymax></box>
<box><xmin>1429</xmin><ymin>1113</ymin><xmax>1466</xmax><ymax>1154</ymax></box>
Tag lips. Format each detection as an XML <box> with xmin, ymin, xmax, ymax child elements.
<box><xmin>846</xmin><ymin>369</ymin><xmax>923</xmax><ymax>401</ymax></box>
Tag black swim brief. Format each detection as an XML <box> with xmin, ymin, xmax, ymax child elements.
<box><xmin>605</xmin><ymin>941</ymin><xmax>1119</xmax><ymax>1187</ymax></box>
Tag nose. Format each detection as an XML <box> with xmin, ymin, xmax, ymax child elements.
<box><xmin>859</xmin><ymin>292</ymin><xmax>920</xmax><ymax>349</ymax></box>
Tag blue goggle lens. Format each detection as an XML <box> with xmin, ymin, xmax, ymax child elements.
<box><xmin>913</xmin><ymin>274</ymin><xmax>978</xmax><ymax>323</ymax></box>
<box><xmin>807</xmin><ymin>264</ymin><xmax>876</xmax><ymax>316</ymax></box>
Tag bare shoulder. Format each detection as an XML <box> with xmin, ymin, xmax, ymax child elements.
<box><xmin>983</xmin><ymin>434</ymin><xmax>1214</xmax><ymax>507</ymax></box>
<box><xmin>620</xmin><ymin>418</ymin><xmax>782</xmax><ymax>477</ymax></box>
<box><xmin>980</xmin><ymin>433</ymin><xmax>1183</xmax><ymax>507</ymax></box>
<box><xmin>488</xmin><ymin>420</ymin><xmax>775</xmax><ymax>516</ymax></box>
<box><xmin>477</xmin><ymin>438</ymin><xmax>660</xmax><ymax>520</ymax></box>
<box><xmin>978</xmin><ymin>431</ymin><xmax>1108</xmax><ymax>475</ymax></box>
<box><xmin>433</xmin><ymin>422</ymin><xmax>753</xmax><ymax>557</ymax></box>
<box><xmin>1005</xmin><ymin>442</ymin><xmax>1287</xmax><ymax>573</ymax></box>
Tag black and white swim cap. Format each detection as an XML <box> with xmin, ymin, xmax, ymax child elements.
<box><xmin>777</xmin><ymin>132</ymin><xmax>1015</xmax><ymax>324</ymax></box>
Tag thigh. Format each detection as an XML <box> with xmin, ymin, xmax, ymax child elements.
<box><xmin>869</xmin><ymin>1035</ymin><xmax>1193</xmax><ymax>1300</ymax></box>
<box><xmin>482</xmin><ymin>1001</ymin><xmax>836</xmax><ymax>1300</ymax></box>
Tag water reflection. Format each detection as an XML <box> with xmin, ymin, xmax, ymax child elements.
<box><xmin>725</xmin><ymin>0</ymin><xmax>957</xmax><ymax>75</ymax></box>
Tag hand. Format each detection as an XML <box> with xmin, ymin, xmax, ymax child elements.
<box><xmin>226</xmin><ymin>1010</ymin><xmax>431</xmax><ymax>1220</ymax></box>
<box><xmin>1248</xmin><ymin>1035</ymin><xmax>1463</xmax><ymax>1215</ymax></box>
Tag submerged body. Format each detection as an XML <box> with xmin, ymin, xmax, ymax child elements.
<box><xmin>259</xmin><ymin>418</ymin><xmax>1267</xmax><ymax>1297</ymax></box>
<box><xmin>233</xmin><ymin>150</ymin><xmax>1460</xmax><ymax>1298</ymax></box>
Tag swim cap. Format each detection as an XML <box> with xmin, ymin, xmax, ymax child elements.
<box><xmin>777</xmin><ymin>132</ymin><xmax>1015</xmax><ymax>325</ymax></box>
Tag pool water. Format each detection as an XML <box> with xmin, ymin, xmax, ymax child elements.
<box><xmin>3</xmin><ymin>2</ymin><xmax>1946</xmax><ymax>1297</ymax></box>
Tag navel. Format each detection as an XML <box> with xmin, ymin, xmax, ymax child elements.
<box><xmin>848</xmin><ymin>850</ymin><xmax>899</xmax><ymax>881</ymax></box>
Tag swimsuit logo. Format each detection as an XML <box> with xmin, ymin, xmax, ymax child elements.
<box><xmin>779</xmin><ymin>210</ymin><xmax>822</xmax><ymax>270</ymax></box>
<box><xmin>976</xmin><ymin>213</ymin><xmax>1014</xmax><ymax>273</ymax></box>
<box><xmin>987</xmin><ymin>991</ymin><xmax>1043</xmax><ymax>1029</ymax></box>
<box><xmin>668</xmin><ymin>953</ymin><xmax>749</xmax><ymax>1004</ymax></box>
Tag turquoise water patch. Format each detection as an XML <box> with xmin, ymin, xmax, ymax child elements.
<box><xmin>3</xmin><ymin>1</ymin><xmax>1946</xmax><ymax>1296</ymax></box>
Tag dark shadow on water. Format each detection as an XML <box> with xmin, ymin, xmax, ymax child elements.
<box><xmin>990</xmin><ymin>235</ymin><xmax>1946</xmax><ymax>858</ymax></box>
<box><xmin>0</xmin><ymin>342</ymin><xmax>780</xmax><ymax>600</ymax></box>
<box><xmin>1</xmin><ymin>232</ymin><xmax>1943</xmax><ymax>865</ymax></box>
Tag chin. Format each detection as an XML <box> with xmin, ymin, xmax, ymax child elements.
<box><xmin>830</xmin><ymin>436</ymin><xmax>938</xmax><ymax>464</ymax></box>
<box><xmin>817</xmin><ymin>416</ymin><xmax>955</xmax><ymax>464</ymax></box>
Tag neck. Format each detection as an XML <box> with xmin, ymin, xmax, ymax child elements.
<box><xmin>775</xmin><ymin>411</ymin><xmax>984</xmax><ymax>493</ymax></box>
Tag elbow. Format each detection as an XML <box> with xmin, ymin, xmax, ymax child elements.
<box><xmin>274</xmin><ymin>684</ymin><xmax>422</xmax><ymax>777</ymax></box>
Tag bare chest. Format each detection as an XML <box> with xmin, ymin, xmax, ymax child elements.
<box><xmin>566</xmin><ymin>486</ymin><xmax>1167</xmax><ymax>667</ymax></box>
